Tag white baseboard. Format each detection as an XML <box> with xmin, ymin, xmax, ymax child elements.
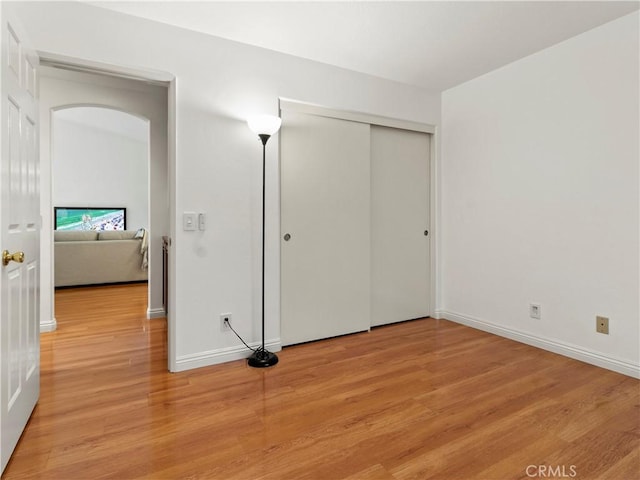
<box><xmin>173</xmin><ymin>339</ymin><xmax>282</xmax><ymax>372</ymax></box>
<box><xmin>40</xmin><ymin>317</ymin><xmax>57</xmax><ymax>333</ymax></box>
<box><xmin>440</xmin><ymin>310</ymin><xmax>640</xmax><ymax>379</ymax></box>
<box><xmin>147</xmin><ymin>307</ymin><xmax>166</xmax><ymax>319</ymax></box>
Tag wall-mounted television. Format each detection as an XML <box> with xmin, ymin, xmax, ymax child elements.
<box><xmin>54</xmin><ymin>207</ymin><xmax>127</xmax><ymax>231</ymax></box>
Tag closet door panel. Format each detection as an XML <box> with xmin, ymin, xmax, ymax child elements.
<box><xmin>281</xmin><ymin>111</ymin><xmax>370</xmax><ymax>345</ymax></box>
<box><xmin>371</xmin><ymin>125</ymin><xmax>430</xmax><ymax>326</ymax></box>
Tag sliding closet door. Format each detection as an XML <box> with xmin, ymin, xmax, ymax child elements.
<box><xmin>281</xmin><ymin>111</ymin><xmax>371</xmax><ymax>345</ymax></box>
<box><xmin>371</xmin><ymin>125</ymin><xmax>430</xmax><ymax>326</ymax></box>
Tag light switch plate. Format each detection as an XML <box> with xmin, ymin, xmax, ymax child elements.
<box><xmin>183</xmin><ymin>212</ymin><xmax>197</xmax><ymax>231</ymax></box>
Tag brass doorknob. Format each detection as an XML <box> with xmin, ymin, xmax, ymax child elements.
<box><xmin>2</xmin><ymin>250</ymin><xmax>24</xmax><ymax>266</ymax></box>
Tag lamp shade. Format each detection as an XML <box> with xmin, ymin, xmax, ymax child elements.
<box><xmin>247</xmin><ymin>114</ymin><xmax>282</xmax><ymax>136</ymax></box>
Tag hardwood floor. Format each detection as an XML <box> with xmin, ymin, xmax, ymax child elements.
<box><xmin>3</xmin><ymin>283</ymin><xmax>638</xmax><ymax>479</ymax></box>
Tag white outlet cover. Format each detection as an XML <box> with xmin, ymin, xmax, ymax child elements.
<box><xmin>220</xmin><ymin>313</ymin><xmax>232</xmax><ymax>332</ymax></box>
<box><xmin>529</xmin><ymin>303</ymin><xmax>541</xmax><ymax>319</ymax></box>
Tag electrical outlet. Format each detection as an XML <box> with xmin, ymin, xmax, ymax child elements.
<box><xmin>220</xmin><ymin>313</ymin><xmax>232</xmax><ymax>332</ymax></box>
<box><xmin>596</xmin><ymin>316</ymin><xmax>609</xmax><ymax>335</ymax></box>
<box><xmin>529</xmin><ymin>303</ymin><xmax>541</xmax><ymax>319</ymax></box>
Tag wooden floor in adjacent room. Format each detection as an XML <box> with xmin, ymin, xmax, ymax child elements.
<box><xmin>3</xmin><ymin>283</ymin><xmax>639</xmax><ymax>480</ymax></box>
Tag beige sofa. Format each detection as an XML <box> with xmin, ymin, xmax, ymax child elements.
<box><xmin>54</xmin><ymin>230</ymin><xmax>148</xmax><ymax>287</ymax></box>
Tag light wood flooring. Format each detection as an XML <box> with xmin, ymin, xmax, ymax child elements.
<box><xmin>3</xmin><ymin>283</ymin><xmax>639</xmax><ymax>479</ymax></box>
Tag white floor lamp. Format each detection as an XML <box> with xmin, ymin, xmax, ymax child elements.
<box><xmin>246</xmin><ymin>114</ymin><xmax>281</xmax><ymax>368</ymax></box>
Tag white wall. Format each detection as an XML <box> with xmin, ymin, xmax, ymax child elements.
<box><xmin>16</xmin><ymin>1</ymin><xmax>441</xmax><ymax>371</ymax></box>
<box><xmin>39</xmin><ymin>67</ymin><xmax>169</xmax><ymax>331</ymax></box>
<box><xmin>53</xmin><ymin>107</ymin><xmax>149</xmax><ymax>230</ymax></box>
<box><xmin>440</xmin><ymin>12</ymin><xmax>639</xmax><ymax>377</ymax></box>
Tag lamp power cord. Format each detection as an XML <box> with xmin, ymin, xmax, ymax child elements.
<box><xmin>224</xmin><ymin>319</ymin><xmax>257</xmax><ymax>353</ymax></box>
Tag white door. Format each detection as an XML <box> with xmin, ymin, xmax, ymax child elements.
<box><xmin>0</xmin><ymin>5</ymin><xmax>40</xmax><ymax>473</ymax></box>
<box><xmin>281</xmin><ymin>110</ymin><xmax>371</xmax><ymax>345</ymax></box>
<box><xmin>371</xmin><ymin>125</ymin><xmax>430</xmax><ymax>326</ymax></box>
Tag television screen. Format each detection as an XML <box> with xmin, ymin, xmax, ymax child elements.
<box><xmin>54</xmin><ymin>207</ymin><xmax>127</xmax><ymax>231</ymax></box>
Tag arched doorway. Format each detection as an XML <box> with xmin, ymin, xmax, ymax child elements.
<box><xmin>51</xmin><ymin>106</ymin><xmax>151</xmax><ymax>295</ymax></box>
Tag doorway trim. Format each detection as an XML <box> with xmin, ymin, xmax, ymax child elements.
<box><xmin>37</xmin><ymin>52</ymin><xmax>177</xmax><ymax>372</ymax></box>
<box><xmin>279</xmin><ymin>98</ymin><xmax>436</xmax><ymax>134</ymax></box>
<box><xmin>40</xmin><ymin>51</ymin><xmax>173</xmax><ymax>85</ymax></box>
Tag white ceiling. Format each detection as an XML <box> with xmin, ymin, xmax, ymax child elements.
<box><xmin>89</xmin><ymin>1</ymin><xmax>640</xmax><ymax>91</ymax></box>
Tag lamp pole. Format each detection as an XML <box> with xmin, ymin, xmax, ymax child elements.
<box><xmin>247</xmin><ymin>115</ymin><xmax>281</xmax><ymax>368</ymax></box>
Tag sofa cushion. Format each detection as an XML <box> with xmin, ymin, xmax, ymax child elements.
<box><xmin>98</xmin><ymin>230</ymin><xmax>138</xmax><ymax>241</ymax></box>
<box><xmin>54</xmin><ymin>230</ymin><xmax>99</xmax><ymax>242</ymax></box>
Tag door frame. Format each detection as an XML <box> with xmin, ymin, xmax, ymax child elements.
<box><xmin>36</xmin><ymin>52</ymin><xmax>179</xmax><ymax>372</ymax></box>
<box><xmin>278</xmin><ymin>98</ymin><xmax>439</xmax><ymax>322</ymax></box>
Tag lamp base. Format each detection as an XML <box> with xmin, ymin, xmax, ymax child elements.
<box><xmin>247</xmin><ymin>348</ymin><xmax>279</xmax><ymax>368</ymax></box>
